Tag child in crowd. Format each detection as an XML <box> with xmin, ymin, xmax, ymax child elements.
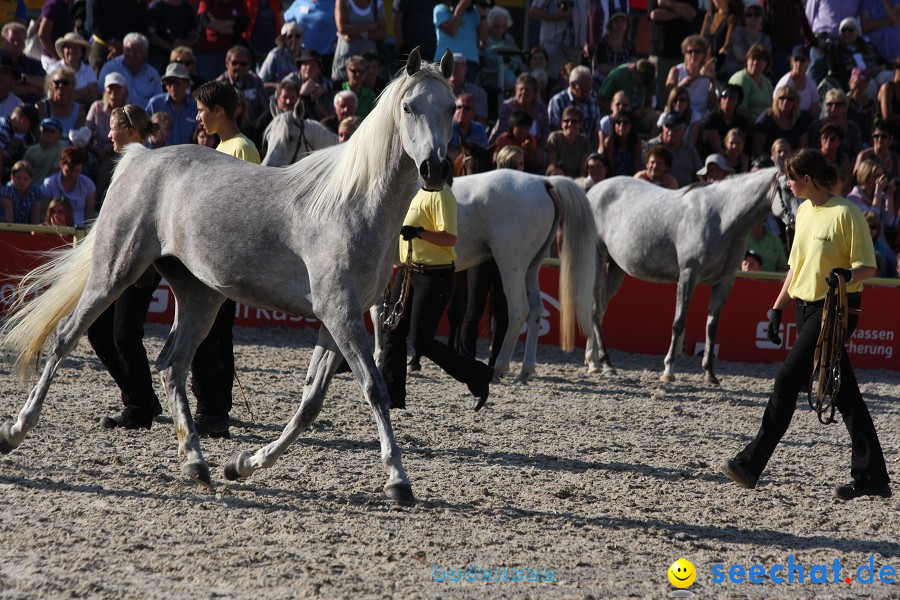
<box><xmin>43</xmin><ymin>195</ymin><xmax>74</xmax><ymax>227</ymax></box>
<box><xmin>22</xmin><ymin>117</ymin><xmax>65</xmax><ymax>183</ymax></box>
<box><xmin>149</xmin><ymin>112</ymin><xmax>173</xmax><ymax>149</ymax></box>
<box><xmin>337</xmin><ymin>116</ymin><xmax>362</xmax><ymax>143</ymax></box>
<box><xmin>0</xmin><ymin>105</ymin><xmax>39</xmax><ymax>177</ymax></box>
<box><xmin>635</xmin><ymin>144</ymin><xmax>678</xmax><ymax>189</ymax></box>
<box><xmin>1</xmin><ymin>159</ymin><xmax>42</xmax><ymax>224</ymax></box>
<box><xmin>42</xmin><ymin>146</ymin><xmax>95</xmax><ymax>225</ymax></box>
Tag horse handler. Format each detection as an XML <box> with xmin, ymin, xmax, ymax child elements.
<box><xmin>722</xmin><ymin>149</ymin><xmax>891</xmax><ymax>500</ymax></box>
<box><xmin>380</xmin><ymin>170</ymin><xmax>493</xmax><ymax>412</ymax></box>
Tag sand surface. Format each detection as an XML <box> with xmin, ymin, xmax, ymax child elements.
<box><xmin>1</xmin><ymin>325</ymin><xmax>898</xmax><ymax>599</ymax></box>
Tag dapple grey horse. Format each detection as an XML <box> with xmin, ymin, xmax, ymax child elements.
<box><xmin>260</xmin><ymin>101</ymin><xmax>338</xmax><ymax>166</ymax></box>
<box><xmin>0</xmin><ymin>49</ymin><xmax>456</xmax><ymax>505</ymax></box>
<box><xmin>584</xmin><ymin>168</ymin><xmax>794</xmax><ymax>384</ymax></box>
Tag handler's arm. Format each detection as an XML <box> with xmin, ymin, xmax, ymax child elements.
<box><xmin>849</xmin><ymin>265</ymin><xmax>877</xmax><ymax>282</ymax></box>
<box><xmin>772</xmin><ymin>268</ymin><xmax>794</xmax><ymax>311</ymax></box>
<box><xmin>420</xmin><ymin>230</ymin><xmax>456</xmax><ymax>246</ymax></box>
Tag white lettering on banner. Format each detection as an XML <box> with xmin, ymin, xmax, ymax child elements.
<box><xmin>851</xmin><ymin>329</ymin><xmax>895</xmax><ymax>342</ymax></box>
<box><xmin>148</xmin><ymin>287</ymin><xmax>169</xmax><ymax>314</ymax></box>
<box><xmin>524</xmin><ymin>292</ymin><xmax>560</xmax><ymax>337</ymax></box>
<box><xmin>236</xmin><ymin>302</ymin><xmax>318</xmax><ymax>324</ymax></box>
<box><xmin>847</xmin><ymin>340</ymin><xmax>894</xmax><ymax>359</ymax></box>
<box><xmin>755</xmin><ymin>321</ymin><xmax>796</xmax><ymax>350</ymax></box>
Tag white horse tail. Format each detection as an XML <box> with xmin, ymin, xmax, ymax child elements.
<box><xmin>548</xmin><ymin>176</ymin><xmax>598</xmax><ymax>352</ymax></box>
<box><xmin>0</xmin><ymin>229</ymin><xmax>96</xmax><ymax>382</ymax></box>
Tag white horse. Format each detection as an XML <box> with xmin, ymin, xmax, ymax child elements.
<box><xmin>260</xmin><ymin>102</ymin><xmax>338</xmax><ymax>166</ymax></box>
<box><xmin>584</xmin><ymin>168</ymin><xmax>793</xmax><ymax>384</ymax></box>
<box><xmin>451</xmin><ymin>171</ymin><xmax>597</xmax><ymax>382</ymax></box>
<box><xmin>0</xmin><ymin>49</ymin><xmax>456</xmax><ymax>505</ymax></box>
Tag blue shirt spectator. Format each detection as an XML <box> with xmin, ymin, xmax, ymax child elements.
<box><xmin>449</xmin><ymin>120</ymin><xmax>488</xmax><ymax>151</ymax></box>
<box><xmin>98</xmin><ymin>35</ymin><xmax>162</xmax><ymax>110</ymax></box>
<box><xmin>547</xmin><ymin>66</ymin><xmax>601</xmax><ymax>146</ymax></box>
<box><xmin>284</xmin><ymin>0</ymin><xmax>338</xmax><ymax>56</ymax></box>
<box><xmin>146</xmin><ymin>62</ymin><xmax>197</xmax><ymax>146</ymax></box>
<box><xmin>433</xmin><ymin>2</ymin><xmax>481</xmax><ymax>64</ymax></box>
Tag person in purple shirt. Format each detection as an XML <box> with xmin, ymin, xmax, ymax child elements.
<box><xmin>805</xmin><ymin>0</ymin><xmax>860</xmax><ymax>81</ymax></box>
<box><xmin>145</xmin><ymin>62</ymin><xmax>198</xmax><ymax>146</ymax></box>
<box><xmin>38</xmin><ymin>0</ymin><xmax>74</xmax><ymax>71</ymax></box>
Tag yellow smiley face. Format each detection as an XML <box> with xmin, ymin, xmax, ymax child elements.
<box><xmin>668</xmin><ymin>558</ymin><xmax>697</xmax><ymax>588</ymax></box>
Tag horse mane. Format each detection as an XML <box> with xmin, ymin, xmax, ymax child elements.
<box><xmin>109</xmin><ymin>143</ymin><xmax>151</xmax><ymax>186</ymax></box>
<box><xmin>285</xmin><ymin>64</ymin><xmax>452</xmax><ymax>217</ymax></box>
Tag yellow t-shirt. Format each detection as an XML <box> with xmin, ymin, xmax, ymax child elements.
<box><xmin>787</xmin><ymin>195</ymin><xmax>876</xmax><ymax>302</ymax></box>
<box><xmin>216</xmin><ymin>133</ymin><xmax>261</xmax><ymax>164</ymax></box>
<box><xmin>399</xmin><ymin>187</ymin><xmax>457</xmax><ymax>266</ymax></box>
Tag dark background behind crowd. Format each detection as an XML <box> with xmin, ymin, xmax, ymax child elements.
<box><xmin>0</xmin><ymin>0</ymin><xmax>897</xmax><ymax>276</ymax></box>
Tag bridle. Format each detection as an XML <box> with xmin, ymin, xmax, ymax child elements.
<box><xmin>381</xmin><ymin>240</ymin><xmax>422</xmax><ymax>333</ymax></box>
<box><xmin>808</xmin><ymin>277</ymin><xmax>858</xmax><ymax>424</ymax></box>
<box><xmin>288</xmin><ymin>116</ymin><xmax>314</xmax><ymax>164</ymax></box>
<box><xmin>773</xmin><ymin>174</ymin><xmax>795</xmax><ymax>249</ymax></box>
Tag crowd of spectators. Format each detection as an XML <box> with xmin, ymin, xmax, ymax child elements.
<box><xmin>0</xmin><ymin>0</ymin><xmax>897</xmax><ymax>275</ymax></box>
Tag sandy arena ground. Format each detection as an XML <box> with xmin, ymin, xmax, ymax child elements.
<box><xmin>0</xmin><ymin>324</ymin><xmax>898</xmax><ymax>599</ymax></box>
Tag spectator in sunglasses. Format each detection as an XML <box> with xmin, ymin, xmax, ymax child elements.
<box><xmin>215</xmin><ymin>45</ymin><xmax>268</xmax><ymax>124</ymax></box>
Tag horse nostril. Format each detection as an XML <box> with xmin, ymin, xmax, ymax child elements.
<box><xmin>419</xmin><ymin>160</ymin><xmax>429</xmax><ymax>180</ymax></box>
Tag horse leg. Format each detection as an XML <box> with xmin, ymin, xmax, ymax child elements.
<box><xmin>1</xmin><ymin>281</ymin><xmax>131</xmax><ymax>454</ymax></box>
<box><xmin>702</xmin><ymin>277</ymin><xmax>735</xmax><ymax>386</ymax></box>
<box><xmin>153</xmin><ymin>261</ymin><xmax>225</xmax><ymax>487</ymax></box>
<box><xmin>227</xmin><ymin>315</ymin><xmax>415</xmax><ymax>505</ymax></box>
<box><xmin>370</xmin><ymin>304</ymin><xmax>385</xmax><ymax>368</ymax></box>
<box><xmin>585</xmin><ymin>249</ymin><xmax>624</xmax><ymax>375</ymax></box>
<box><xmin>515</xmin><ymin>262</ymin><xmax>544</xmax><ymax>384</ymax></box>
<box><xmin>224</xmin><ymin>326</ymin><xmax>342</xmax><ymax>481</ymax></box>
<box><xmin>492</xmin><ymin>273</ymin><xmax>529</xmax><ymax>383</ymax></box>
<box><xmin>662</xmin><ymin>267</ymin><xmax>698</xmax><ymax>383</ymax></box>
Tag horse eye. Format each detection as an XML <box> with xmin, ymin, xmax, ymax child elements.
<box><xmin>402</xmin><ymin>103</ymin><xmax>411</xmax><ymax>114</ymax></box>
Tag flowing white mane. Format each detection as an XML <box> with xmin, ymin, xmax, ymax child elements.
<box><xmin>285</xmin><ymin>64</ymin><xmax>452</xmax><ymax>217</ymax></box>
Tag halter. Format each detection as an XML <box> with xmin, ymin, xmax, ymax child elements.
<box><xmin>773</xmin><ymin>174</ymin><xmax>795</xmax><ymax>249</ymax></box>
<box><xmin>288</xmin><ymin>117</ymin><xmax>315</xmax><ymax>164</ymax></box>
<box><xmin>808</xmin><ymin>277</ymin><xmax>859</xmax><ymax>424</ymax></box>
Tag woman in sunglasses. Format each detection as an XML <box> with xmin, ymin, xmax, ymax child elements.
<box><xmin>751</xmin><ymin>86</ymin><xmax>809</xmax><ymax>158</ymax></box>
<box><xmin>35</xmin><ymin>65</ymin><xmax>85</xmax><ymax>138</ymax></box>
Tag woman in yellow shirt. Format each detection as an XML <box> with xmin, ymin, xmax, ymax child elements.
<box><xmin>722</xmin><ymin>149</ymin><xmax>890</xmax><ymax>500</ymax></box>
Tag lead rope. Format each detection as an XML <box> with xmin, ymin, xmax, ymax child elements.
<box><xmin>234</xmin><ymin>370</ymin><xmax>254</xmax><ymax>421</ymax></box>
<box><xmin>381</xmin><ymin>239</ymin><xmax>420</xmax><ymax>333</ymax></box>
<box><xmin>808</xmin><ymin>277</ymin><xmax>857</xmax><ymax>424</ymax></box>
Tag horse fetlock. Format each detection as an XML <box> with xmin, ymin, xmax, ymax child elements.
<box><xmin>224</xmin><ymin>451</ymin><xmax>252</xmax><ymax>481</ymax></box>
<box><xmin>0</xmin><ymin>420</ymin><xmax>20</xmax><ymax>454</ymax></box>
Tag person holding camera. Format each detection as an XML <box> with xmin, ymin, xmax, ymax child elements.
<box><xmin>434</xmin><ymin>0</ymin><xmax>488</xmax><ymax>83</ymax></box>
<box><xmin>722</xmin><ymin>148</ymin><xmax>891</xmax><ymax>501</ymax></box>
<box><xmin>529</xmin><ymin>0</ymin><xmax>589</xmax><ymax>81</ymax></box>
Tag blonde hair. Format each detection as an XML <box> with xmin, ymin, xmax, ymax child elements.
<box><xmin>724</xmin><ymin>127</ymin><xmax>745</xmax><ymax>144</ymax></box>
<box><xmin>495</xmin><ymin>145</ymin><xmax>524</xmax><ymax>169</ymax></box>
<box><xmin>111</xmin><ymin>104</ymin><xmax>160</xmax><ymax>138</ymax></box>
<box><xmin>855</xmin><ymin>158</ymin><xmax>881</xmax><ymax>187</ymax></box>
<box><xmin>45</xmin><ymin>66</ymin><xmax>75</xmax><ymax>96</ymax></box>
<box><xmin>772</xmin><ymin>86</ymin><xmax>799</xmax><ymax>123</ymax></box>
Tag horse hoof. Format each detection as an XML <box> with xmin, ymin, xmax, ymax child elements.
<box><xmin>586</xmin><ymin>363</ymin><xmax>601</xmax><ymax>374</ymax></box>
<box><xmin>384</xmin><ymin>484</ymin><xmax>416</xmax><ymax>506</ymax></box>
<box><xmin>660</xmin><ymin>373</ymin><xmax>675</xmax><ymax>383</ymax></box>
<box><xmin>183</xmin><ymin>461</ymin><xmax>213</xmax><ymax>489</ymax></box>
<box><xmin>513</xmin><ymin>371</ymin><xmax>533</xmax><ymax>385</ymax></box>
<box><xmin>705</xmin><ymin>373</ymin><xmax>721</xmax><ymax>386</ymax></box>
<box><xmin>0</xmin><ymin>421</ymin><xmax>16</xmax><ymax>454</ymax></box>
<box><xmin>223</xmin><ymin>451</ymin><xmax>248</xmax><ymax>481</ymax></box>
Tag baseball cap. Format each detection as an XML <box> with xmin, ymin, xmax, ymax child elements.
<box><xmin>40</xmin><ymin>117</ymin><xmax>63</xmax><ymax>131</ymax></box>
<box><xmin>104</xmin><ymin>72</ymin><xmax>127</xmax><ymax>88</ymax></box>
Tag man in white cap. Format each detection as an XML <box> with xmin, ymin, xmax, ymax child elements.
<box><xmin>146</xmin><ymin>62</ymin><xmax>197</xmax><ymax>146</ymax></box>
<box><xmin>696</xmin><ymin>153</ymin><xmax>734</xmax><ymax>182</ymax></box>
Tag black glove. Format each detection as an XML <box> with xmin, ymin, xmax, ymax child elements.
<box><xmin>400</xmin><ymin>225</ymin><xmax>424</xmax><ymax>241</ymax></box>
<box><xmin>766</xmin><ymin>308</ymin><xmax>782</xmax><ymax>345</ymax></box>
<box><xmin>825</xmin><ymin>268</ymin><xmax>852</xmax><ymax>289</ymax></box>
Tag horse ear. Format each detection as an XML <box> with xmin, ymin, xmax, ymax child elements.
<box><xmin>293</xmin><ymin>100</ymin><xmax>305</xmax><ymax>121</ymax></box>
<box><xmin>406</xmin><ymin>47</ymin><xmax>421</xmax><ymax>76</ymax></box>
<box><xmin>439</xmin><ymin>49</ymin><xmax>454</xmax><ymax>79</ymax></box>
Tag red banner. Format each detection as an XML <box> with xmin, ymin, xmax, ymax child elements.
<box><xmin>1</xmin><ymin>232</ymin><xmax>897</xmax><ymax>370</ymax></box>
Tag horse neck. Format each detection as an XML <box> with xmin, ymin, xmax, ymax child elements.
<box><xmin>717</xmin><ymin>170</ymin><xmax>776</xmax><ymax>234</ymax></box>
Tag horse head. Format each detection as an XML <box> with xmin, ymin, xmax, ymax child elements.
<box><xmin>770</xmin><ymin>170</ymin><xmax>800</xmax><ymax>234</ymax></box>
<box><xmin>454</xmin><ymin>139</ymin><xmax>494</xmax><ymax>176</ymax></box>
<box><xmin>261</xmin><ymin>110</ymin><xmax>301</xmax><ymax>167</ymax></box>
<box><xmin>396</xmin><ymin>48</ymin><xmax>455</xmax><ymax>191</ymax></box>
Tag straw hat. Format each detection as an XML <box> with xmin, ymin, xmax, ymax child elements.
<box><xmin>55</xmin><ymin>32</ymin><xmax>89</xmax><ymax>59</ymax></box>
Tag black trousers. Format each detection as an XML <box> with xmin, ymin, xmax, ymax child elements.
<box><xmin>381</xmin><ymin>266</ymin><xmax>492</xmax><ymax>409</ymax></box>
<box><xmin>190</xmin><ymin>299</ymin><xmax>236</xmax><ymax>418</ymax></box>
<box><xmin>736</xmin><ymin>294</ymin><xmax>890</xmax><ymax>487</ymax></box>
<box><xmin>459</xmin><ymin>259</ymin><xmax>508</xmax><ymax>368</ymax></box>
<box><xmin>87</xmin><ymin>272</ymin><xmax>163</xmax><ymax>419</ymax></box>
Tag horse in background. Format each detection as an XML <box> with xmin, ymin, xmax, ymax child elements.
<box><xmin>0</xmin><ymin>49</ymin><xmax>456</xmax><ymax>506</ymax></box>
<box><xmin>585</xmin><ymin>168</ymin><xmax>794</xmax><ymax>384</ymax></box>
<box><xmin>260</xmin><ymin>101</ymin><xmax>338</xmax><ymax>166</ymax></box>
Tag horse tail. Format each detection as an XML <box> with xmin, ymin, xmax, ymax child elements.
<box><xmin>548</xmin><ymin>176</ymin><xmax>598</xmax><ymax>352</ymax></box>
<box><xmin>0</xmin><ymin>229</ymin><xmax>97</xmax><ymax>383</ymax></box>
